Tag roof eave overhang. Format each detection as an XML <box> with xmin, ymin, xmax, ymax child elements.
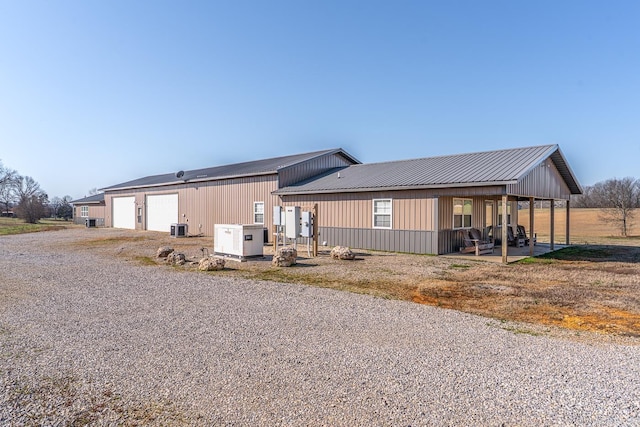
<box><xmin>513</xmin><ymin>144</ymin><xmax>583</xmax><ymax>195</ymax></box>
<box><xmin>273</xmin><ymin>180</ymin><xmax>516</xmax><ymax>196</ymax></box>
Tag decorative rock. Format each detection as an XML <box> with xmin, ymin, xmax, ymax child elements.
<box><xmin>166</xmin><ymin>252</ymin><xmax>186</xmax><ymax>265</ymax></box>
<box><xmin>156</xmin><ymin>246</ymin><xmax>174</xmax><ymax>258</ymax></box>
<box><xmin>272</xmin><ymin>246</ymin><xmax>297</xmax><ymax>267</ymax></box>
<box><xmin>198</xmin><ymin>257</ymin><xmax>225</xmax><ymax>271</ymax></box>
<box><xmin>331</xmin><ymin>246</ymin><xmax>355</xmax><ymax>260</ymax></box>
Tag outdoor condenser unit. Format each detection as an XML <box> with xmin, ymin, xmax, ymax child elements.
<box><xmin>170</xmin><ymin>223</ymin><xmax>188</xmax><ymax>238</ymax></box>
<box><xmin>214</xmin><ymin>224</ymin><xmax>264</xmax><ymax>260</ymax></box>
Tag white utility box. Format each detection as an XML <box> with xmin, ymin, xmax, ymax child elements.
<box><xmin>285</xmin><ymin>206</ymin><xmax>301</xmax><ymax>239</ymax></box>
<box><xmin>214</xmin><ymin>224</ymin><xmax>264</xmax><ymax>260</ymax></box>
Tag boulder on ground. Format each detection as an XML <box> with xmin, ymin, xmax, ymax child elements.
<box><xmin>272</xmin><ymin>246</ymin><xmax>297</xmax><ymax>267</ymax></box>
<box><xmin>198</xmin><ymin>257</ymin><xmax>225</xmax><ymax>271</ymax></box>
<box><xmin>330</xmin><ymin>246</ymin><xmax>355</xmax><ymax>260</ymax></box>
<box><xmin>156</xmin><ymin>246</ymin><xmax>174</xmax><ymax>258</ymax></box>
<box><xmin>166</xmin><ymin>252</ymin><xmax>186</xmax><ymax>265</ymax></box>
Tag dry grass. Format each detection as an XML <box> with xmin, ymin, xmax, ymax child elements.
<box><xmin>520</xmin><ymin>207</ymin><xmax>640</xmax><ymax>244</ymax></box>
<box><xmin>25</xmin><ymin>209</ymin><xmax>640</xmax><ymax>341</ymax></box>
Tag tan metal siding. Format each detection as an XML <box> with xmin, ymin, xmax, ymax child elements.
<box><xmin>104</xmin><ymin>175</ymin><xmax>279</xmax><ymax>237</ymax></box>
<box><xmin>278</xmin><ymin>153</ymin><xmax>355</xmax><ymax>188</ymax></box>
<box><xmin>280</xmin><ymin>190</ymin><xmax>437</xmax><ymax>231</ymax></box>
<box><xmin>88</xmin><ymin>205</ymin><xmax>105</xmax><ymax>219</ymax></box>
<box><xmin>507</xmin><ymin>159</ymin><xmax>571</xmax><ymax>200</ymax></box>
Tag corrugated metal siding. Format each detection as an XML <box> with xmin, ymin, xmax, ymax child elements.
<box><xmin>280</xmin><ymin>190</ymin><xmax>437</xmax><ymax>231</ymax></box>
<box><xmin>88</xmin><ymin>205</ymin><xmax>106</xmax><ymax>220</ymax></box>
<box><xmin>319</xmin><ymin>227</ymin><xmax>438</xmax><ymax>254</ymax></box>
<box><xmin>105</xmin><ymin>175</ymin><xmax>279</xmax><ymax>238</ymax></box>
<box><xmin>278</xmin><ymin>153</ymin><xmax>355</xmax><ymax>188</ymax></box>
<box><xmin>507</xmin><ymin>159</ymin><xmax>571</xmax><ymax>200</ymax></box>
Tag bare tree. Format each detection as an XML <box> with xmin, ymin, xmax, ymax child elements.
<box><xmin>571</xmin><ymin>185</ymin><xmax>596</xmax><ymax>208</ymax></box>
<box><xmin>50</xmin><ymin>195</ymin><xmax>73</xmax><ymax>220</ymax></box>
<box><xmin>14</xmin><ymin>176</ymin><xmax>48</xmax><ymax>223</ymax></box>
<box><xmin>0</xmin><ymin>161</ymin><xmax>18</xmax><ymax>216</ymax></box>
<box><xmin>589</xmin><ymin>177</ymin><xmax>640</xmax><ymax>237</ymax></box>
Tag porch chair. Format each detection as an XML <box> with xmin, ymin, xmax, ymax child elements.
<box><xmin>459</xmin><ymin>228</ymin><xmax>495</xmax><ymax>256</ymax></box>
<box><xmin>507</xmin><ymin>225</ymin><xmax>525</xmax><ymax>247</ymax></box>
<box><xmin>516</xmin><ymin>225</ymin><xmax>536</xmax><ymax>246</ymax></box>
<box><xmin>486</xmin><ymin>225</ymin><xmax>525</xmax><ymax>247</ymax></box>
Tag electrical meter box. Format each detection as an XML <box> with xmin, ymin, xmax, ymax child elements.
<box><xmin>300</xmin><ymin>211</ymin><xmax>313</xmax><ymax>237</ymax></box>
<box><xmin>285</xmin><ymin>206</ymin><xmax>301</xmax><ymax>239</ymax></box>
<box><xmin>214</xmin><ymin>224</ymin><xmax>264</xmax><ymax>260</ymax></box>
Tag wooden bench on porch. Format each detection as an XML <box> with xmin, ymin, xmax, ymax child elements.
<box><xmin>459</xmin><ymin>228</ymin><xmax>495</xmax><ymax>256</ymax></box>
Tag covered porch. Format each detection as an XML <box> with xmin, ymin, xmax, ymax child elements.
<box><xmin>438</xmin><ymin>193</ymin><xmax>573</xmax><ymax>264</ymax></box>
<box><xmin>443</xmin><ymin>242</ymin><xmax>567</xmax><ymax>264</ymax></box>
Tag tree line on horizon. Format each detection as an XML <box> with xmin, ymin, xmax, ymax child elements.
<box><xmin>571</xmin><ymin>177</ymin><xmax>640</xmax><ymax>237</ymax></box>
<box><xmin>0</xmin><ymin>160</ymin><xmax>72</xmax><ymax>223</ymax></box>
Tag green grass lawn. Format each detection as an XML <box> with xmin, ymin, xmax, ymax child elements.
<box><xmin>0</xmin><ymin>217</ymin><xmax>75</xmax><ymax>235</ymax></box>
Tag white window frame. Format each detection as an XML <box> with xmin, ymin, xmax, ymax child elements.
<box><xmin>80</xmin><ymin>206</ymin><xmax>89</xmax><ymax>218</ymax></box>
<box><xmin>372</xmin><ymin>198</ymin><xmax>392</xmax><ymax>229</ymax></box>
<box><xmin>253</xmin><ymin>201</ymin><xmax>264</xmax><ymax>224</ymax></box>
<box><xmin>453</xmin><ymin>198</ymin><xmax>472</xmax><ymax>229</ymax></box>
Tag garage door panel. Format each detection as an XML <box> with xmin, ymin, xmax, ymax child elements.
<box><xmin>146</xmin><ymin>194</ymin><xmax>178</xmax><ymax>232</ymax></box>
<box><xmin>112</xmin><ymin>196</ymin><xmax>135</xmax><ymax>229</ymax></box>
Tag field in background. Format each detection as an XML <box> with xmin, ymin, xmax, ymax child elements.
<box><xmin>0</xmin><ymin>217</ymin><xmax>79</xmax><ymax>235</ymax></box>
<box><xmin>519</xmin><ymin>207</ymin><xmax>640</xmax><ymax>246</ymax></box>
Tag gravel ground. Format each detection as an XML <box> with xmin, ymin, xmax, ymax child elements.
<box><xmin>1</xmin><ymin>229</ymin><xmax>639</xmax><ymax>426</ymax></box>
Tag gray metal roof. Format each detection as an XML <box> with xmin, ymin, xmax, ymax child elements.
<box><xmin>274</xmin><ymin>145</ymin><xmax>582</xmax><ymax>195</ymax></box>
<box><xmin>71</xmin><ymin>193</ymin><xmax>105</xmax><ymax>204</ymax></box>
<box><xmin>102</xmin><ymin>148</ymin><xmax>359</xmax><ymax>192</ymax></box>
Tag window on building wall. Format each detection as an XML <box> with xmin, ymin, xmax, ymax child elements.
<box><xmin>254</xmin><ymin>202</ymin><xmax>264</xmax><ymax>224</ymax></box>
<box><xmin>453</xmin><ymin>198</ymin><xmax>472</xmax><ymax>228</ymax></box>
<box><xmin>81</xmin><ymin>206</ymin><xmax>89</xmax><ymax>217</ymax></box>
<box><xmin>373</xmin><ymin>199</ymin><xmax>392</xmax><ymax>229</ymax></box>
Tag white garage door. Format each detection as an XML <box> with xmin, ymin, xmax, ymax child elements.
<box><xmin>146</xmin><ymin>194</ymin><xmax>178</xmax><ymax>232</ymax></box>
<box><xmin>112</xmin><ymin>196</ymin><xmax>135</xmax><ymax>229</ymax></box>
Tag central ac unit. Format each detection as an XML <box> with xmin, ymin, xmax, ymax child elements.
<box><xmin>170</xmin><ymin>223</ymin><xmax>188</xmax><ymax>237</ymax></box>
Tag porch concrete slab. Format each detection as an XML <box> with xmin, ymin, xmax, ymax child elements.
<box><xmin>443</xmin><ymin>243</ymin><xmax>567</xmax><ymax>264</ymax></box>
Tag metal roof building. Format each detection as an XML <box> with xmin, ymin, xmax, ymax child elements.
<box><xmin>98</xmin><ymin>144</ymin><xmax>582</xmax><ymax>263</ymax></box>
<box><xmin>275</xmin><ymin>144</ymin><xmax>582</xmax><ymax>262</ymax></box>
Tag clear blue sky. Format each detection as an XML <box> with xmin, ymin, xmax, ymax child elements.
<box><xmin>1</xmin><ymin>1</ymin><xmax>639</xmax><ymax>200</ymax></box>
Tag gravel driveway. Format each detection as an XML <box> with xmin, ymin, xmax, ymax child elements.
<box><xmin>1</xmin><ymin>230</ymin><xmax>639</xmax><ymax>425</ymax></box>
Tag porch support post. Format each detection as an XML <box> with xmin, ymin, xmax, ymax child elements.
<box><xmin>529</xmin><ymin>197</ymin><xmax>535</xmax><ymax>256</ymax></box>
<box><xmin>312</xmin><ymin>203</ymin><xmax>318</xmax><ymax>257</ymax></box>
<box><xmin>565</xmin><ymin>200</ymin><xmax>570</xmax><ymax>245</ymax></box>
<box><xmin>501</xmin><ymin>194</ymin><xmax>508</xmax><ymax>264</ymax></box>
<box><xmin>550</xmin><ymin>199</ymin><xmax>555</xmax><ymax>251</ymax></box>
